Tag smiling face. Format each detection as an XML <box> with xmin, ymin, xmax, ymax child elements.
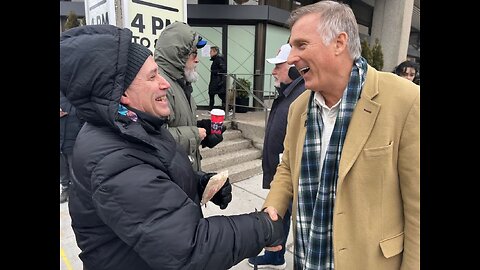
<box><xmin>121</xmin><ymin>56</ymin><xmax>171</xmax><ymax>117</ymax></box>
<box><xmin>288</xmin><ymin>13</ymin><xmax>352</xmax><ymax>99</ymax></box>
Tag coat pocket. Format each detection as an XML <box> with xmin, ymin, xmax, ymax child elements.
<box><xmin>379</xmin><ymin>232</ymin><xmax>404</xmax><ymax>258</ymax></box>
<box><xmin>363</xmin><ymin>141</ymin><xmax>393</xmax><ymax>158</ymax></box>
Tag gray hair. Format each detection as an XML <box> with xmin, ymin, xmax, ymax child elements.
<box><xmin>287</xmin><ymin>0</ymin><xmax>362</xmax><ymax>60</ymax></box>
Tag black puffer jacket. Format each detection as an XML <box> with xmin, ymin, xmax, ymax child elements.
<box><xmin>60</xmin><ymin>25</ymin><xmax>267</xmax><ymax>270</ymax></box>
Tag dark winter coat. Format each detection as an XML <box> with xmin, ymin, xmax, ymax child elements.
<box><xmin>208</xmin><ymin>54</ymin><xmax>227</xmax><ymax>94</ymax></box>
<box><xmin>60</xmin><ymin>25</ymin><xmax>268</xmax><ymax>270</ymax></box>
<box><xmin>60</xmin><ymin>93</ymin><xmax>83</xmax><ymax>154</ymax></box>
<box><xmin>262</xmin><ymin>76</ymin><xmax>305</xmax><ymax>189</ymax></box>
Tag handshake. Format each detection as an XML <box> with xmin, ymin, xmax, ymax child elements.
<box><xmin>197</xmin><ymin>119</ymin><xmax>226</xmax><ymax>148</ymax></box>
<box><xmin>198</xmin><ymin>172</ymin><xmax>284</xmax><ymax>247</ymax></box>
<box><xmin>250</xmin><ymin>210</ymin><xmax>285</xmax><ymax>247</ymax></box>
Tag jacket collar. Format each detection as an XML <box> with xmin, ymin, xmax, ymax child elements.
<box><xmin>283</xmin><ymin>77</ymin><xmax>305</xmax><ymax>97</ymax></box>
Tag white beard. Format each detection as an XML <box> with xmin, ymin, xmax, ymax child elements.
<box><xmin>273</xmin><ymin>77</ymin><xmax>280</xmax><ymax>88</ymax></box>
<box><xmin>184</xmin><ymin>68</ymin><xmax>199</xmax><ymax>83</ymax></box>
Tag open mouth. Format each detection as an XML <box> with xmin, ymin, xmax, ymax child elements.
<box><xmin>155</xmin><ymin>96</ymin><xmax>167</xmax><ymax>102</ymax></box>
<box><xmin>299</xmin><ymin>66</ymin><xmax>310</xmax><ymax>76</ymax></box>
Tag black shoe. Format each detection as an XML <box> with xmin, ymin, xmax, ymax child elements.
<box><xmin>247</xmin><ymin>254</ymin><xmax>286</xmax><ymax>269</ymax></box>
<box><xmin>60</xmin><ymin>187</ymin><xmax>69</xmax><ymax>204</ymax></box>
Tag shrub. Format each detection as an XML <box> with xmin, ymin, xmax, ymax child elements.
<box><xmin>64</xmin><ymin>11</ymin><xmax>80</xmax><ymax>30</ymax></box>
<box><xmin>233</xmin><ymin>78</ymin><xmax>251</xmax><ymax>99</ymax></box>
<box><xmin>371</xmin><ymin>39</ymin><xmax>384</xmax><ymax>71</ymax></box>
<box><xmin>361</xmin><ymin>38</ymin><xmax>384</xmax><ymax>71</ymax></box>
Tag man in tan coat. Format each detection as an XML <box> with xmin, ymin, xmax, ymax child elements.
<box><xmin>262</xmin><ymin>1</ymin><xmax>420</xmax><ymax>269</ymax></box>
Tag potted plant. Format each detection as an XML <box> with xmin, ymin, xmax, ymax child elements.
<box><xmin>233</xmin><ymin>78</ymin><xmax>251</xmax><ymax>113</ymax></box>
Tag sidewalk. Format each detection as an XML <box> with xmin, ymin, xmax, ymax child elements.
<box><xmin>60</xmin><ymin>173</ymin><xmax>294</xmax><ymax>270</ymax></box>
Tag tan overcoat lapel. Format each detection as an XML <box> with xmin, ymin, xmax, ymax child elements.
<box><xmin>337</xmin><ymin>68</ymin><xmax>380</xmax><ymax>184</ymax></box>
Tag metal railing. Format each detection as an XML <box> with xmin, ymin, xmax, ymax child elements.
<box><xmin>221</xmin><ymin>73</ymin><xmax>277</xmax><ymax>127</ymax></box>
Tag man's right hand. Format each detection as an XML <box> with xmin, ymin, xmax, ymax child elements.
<box><xmin>249</xmin><ymin>208</ymin><xmax>284</xmax><ymax>249</ymax></box>
<box><xmin>263</xmin><ymin>206</ymin><xmax>283</xmax><ymax>252</ymax></box>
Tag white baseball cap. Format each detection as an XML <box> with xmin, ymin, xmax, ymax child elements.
<box><xmin>266</xmin><ymin>44</ymin><xmax>291</xmax><ymax>64</ymax></box>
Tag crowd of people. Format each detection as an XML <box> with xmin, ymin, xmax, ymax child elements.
<box><xmin>60</xmin><ymin>24</ymin><xmax>284</xmax><ymax>270</ymax></box>
<box><xmin>60</xmin><ymin>1</ymin><xmax>419</xmax><ymax>269</ymax></box>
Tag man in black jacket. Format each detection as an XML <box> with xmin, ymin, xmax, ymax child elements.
<box><xmin>248</xmin><ymin>43</ymin><xmax>305</xmax><ymax>269</ymax></box>
<box><xmin>208</xmin><ymin>46</ymin><xmax>227</xmax><ymax>112</ymax></box>
<box><xmin>60</xmin><ymin>25</ymin><xmax>284</xmax><ymax>270</ymax></box>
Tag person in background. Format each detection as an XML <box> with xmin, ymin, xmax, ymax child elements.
<box><xmin>262</xmin><ymin>1</ymin><xmax>420</xmax><ymax>269</ymax></box>
<box><xmin>60</xmin><ymin>92</ymin><xmax>83</xmax><ymax>203</ymax></box>
<box><xmin>60</xmin><ymin>24</ymin><xmax>284</xmax><ymax>270</ymax></box>
<box><xmin>393</xmin><ymin>60</ymin><xmax>419</xmax><ymax>84</ymax></box>
<box><xmin>208</xmin><ymin>46</ymin><xmax>227</xmax><ymax>113</ymax></box>
<box><xmin>154</xmin><ymin>22</ymin><xmax>225</xmax><ymax>171</ymax></box>
<box><xmin>248</xmin><ymin>43</ymin><xmax>305</xmax><ymax>270</ymax></box>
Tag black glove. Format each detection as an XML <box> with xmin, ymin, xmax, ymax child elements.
<box><xmin>250</xmin><ymin>210</ymin><xmax>284</xmax><ymax>247</ymax></box>
<box><xmin>199</xmin><ymin>172</ymin><xmax>232</xmax><ymax>209</ymax></box>
<box><xmin>197</xmin><ymin>119</ymin><xmax>227</xmax><ymax>148</ymax></box>
<box><xmin>197</xmin><ymin>119</ymin><xmax>211</xmax><ymax>134</ymax></box>
<box><xmin>201</xmin><ymin>133</ymin><xmax>223</xmax><ymax>148</ymax></box>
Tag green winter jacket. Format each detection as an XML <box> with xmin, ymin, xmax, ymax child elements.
<box><xmin>154</xmin><ymin>22</ymin><xmax>202</xmax><ymax>171</ymax></box>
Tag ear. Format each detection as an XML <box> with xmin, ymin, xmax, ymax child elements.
<box><xmin>335</xmin><ymin>32</ymin><xmax>348</xmax><ymax>55</ymax></box>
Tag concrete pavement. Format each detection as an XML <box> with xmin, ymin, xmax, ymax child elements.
<box><xmin>60</xmin><ymin>173</ymin><xmax>294</xmax><ymax>270</ymax></box>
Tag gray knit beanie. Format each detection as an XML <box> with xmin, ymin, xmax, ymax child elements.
<box><xmin>124</xmin><ymin>42</ymin><xmax>152</xmax><ymax>91</ymax></box>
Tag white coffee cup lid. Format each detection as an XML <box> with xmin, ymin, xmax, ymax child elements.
<box><xmin>210</xmin><ymin>109</ymin><xmax>225</xmax><ymax>116</ymax></box>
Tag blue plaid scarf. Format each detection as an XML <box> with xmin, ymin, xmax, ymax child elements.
<box><xmin>294</xmin><ymin>57</ymin><xmax>367</xmax><ymax>270</ymax></box>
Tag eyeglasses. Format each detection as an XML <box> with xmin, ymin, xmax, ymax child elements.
<box><xmin>189</xmin><ymin>50</ymin><xmax>198</xmax><ymax>57</ymax></box>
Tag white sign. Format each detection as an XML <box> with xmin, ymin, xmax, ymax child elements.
<box><xmin>84</xmin><ymin>0</ymin><xmax>116</xmax><ymax>26</ymax></box>
<box><xmin>122</xmin><ymin>0</ymin><xmax>187</xmax><ymax>52</ymax></box>
<box><xmin>201</xmin><ymin>45</ymin><xmax>211</xmax><ymax>58</ymax></box>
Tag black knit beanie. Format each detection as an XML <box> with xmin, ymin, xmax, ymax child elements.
<box><xmin>124</xmin><ymin>42</ymin><xmax>152</xmax><ymax>91</ymax></box>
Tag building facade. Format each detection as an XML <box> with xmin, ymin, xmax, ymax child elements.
<box><xmin>60</xmin><ymin>0</ymin><xmax>420</xmax><ymax>109</ymax></box>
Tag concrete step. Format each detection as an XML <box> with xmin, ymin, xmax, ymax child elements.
<box><xmin>201</xmin><ymin>148</ymin><xmax>262</xmax><ymax>172</ymax></box>
<box><xmin>200</xmin><ymin>138</ymin><xmax>252</xmax><ymax>159</ymax></box>
<box><xmin>231</xmin><ymin>121</ymin><xmax>265</xmax><ymax>150</ymax></box>
<box><xmin>197</xmin><ymin>111</ymin><xmax>265</xmax><ymax>183</ymax></box>
<box><xmin>222</xmin><ymin>159</ymin><xmax>263</xmax><ymax>184</ymax></box>
<box><xmin>222</xmin><ymin>129</ymin><xmax>242</xmax><ymax>141</ymax></box>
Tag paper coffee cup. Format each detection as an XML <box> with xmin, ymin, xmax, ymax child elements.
<box><xmin>210</xmin><ymin>109</ymin><xmax>225</xmax><ymax>134</ymax></box>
